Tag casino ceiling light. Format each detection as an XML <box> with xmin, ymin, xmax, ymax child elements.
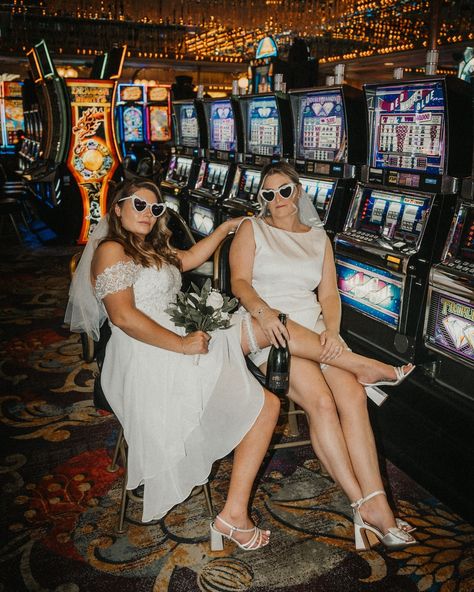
<box><xmin>5</xmin><ymin>1</ymin><xmax>473</xmax><ymax>62</ymax></box>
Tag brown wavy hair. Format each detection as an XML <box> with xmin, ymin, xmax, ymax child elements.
<box><xmin>103</xmin><ymin>179</ymin><xmax>181</xmax><ymax>270</ymax></box>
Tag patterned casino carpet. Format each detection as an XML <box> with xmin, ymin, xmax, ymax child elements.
<box><xmin>1</xmin><ymin>241</ymin><xmax>473</xmax><ymax>592</ymax></box>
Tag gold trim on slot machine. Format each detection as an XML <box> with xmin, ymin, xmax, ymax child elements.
<box><xmin>66</xmin><ymin>80</ymin><xmax>119</xmax><ymax>244</ymax></box>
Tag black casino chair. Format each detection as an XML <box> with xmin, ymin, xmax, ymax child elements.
<box><xmin>167</xmin><ymin>208</ymin><xmax>214</xmax><ymax>289</ymax></box>
<box><xmin>69</xmin><ymin>252</ymin><xmax>214</xmax><ymax>533</ymax></box>
<box><xmin>213</xmin><ymin>234</ymin><xmax>311</xmax><ymax>450</ymax></box>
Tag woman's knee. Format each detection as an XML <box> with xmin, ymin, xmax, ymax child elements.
<box><xmin>264</xmin><ymin>390</ymin><xmax>281</xmax><ymax>419</ymax></box>
<box><xmin>296</xmin><ymin>388</ymin><xmax>337</xmax><ymax>418</ymax></box>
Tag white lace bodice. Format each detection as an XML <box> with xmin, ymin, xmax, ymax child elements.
<box><xmin>94</xmin><ymin>260</ymin><xmax>182</xmax><ymax>321</ymax></box>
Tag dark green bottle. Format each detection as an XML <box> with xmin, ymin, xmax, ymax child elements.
<box><xmin>266</xmin><ymin>313</ymin><xmax>290</xmax><ymax>396</ymax></box>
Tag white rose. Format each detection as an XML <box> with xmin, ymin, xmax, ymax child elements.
<box><xmin>220</xmin><ymin>312</ymin><xmax>230</xmax><ymax>321</ymax></box>
<box><xmin>206</xmin><ymin>291</ymin><xmax>224</xmax><ymax>310</ymax></box>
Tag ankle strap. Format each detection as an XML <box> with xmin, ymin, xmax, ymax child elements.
<box><xmin>215</xmin><ymin>514</ymin><xmax>254</xmax><ymax>534</ymax></box>
<box><xmin>360</xmin><ymin>490</ymin><xmax>386</xmax><ymax>506</ymax></box>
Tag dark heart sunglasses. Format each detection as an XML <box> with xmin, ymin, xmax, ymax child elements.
<box><xmin>118</xmin><ymin>195</ymin><xmax>167</xmax><ymax>218</ymax></box>
<box><xmin>259</xmin><ymin>182</ymin><xmax>297</xmax><ymax>203</ymax></box>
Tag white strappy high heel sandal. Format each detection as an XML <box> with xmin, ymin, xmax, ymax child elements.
<box><xmin>210</xmin><ymin>515</ymin><xmax>270</xmax><ymax>551</ymax></box>
<box><xmin>361</xmin><ymin>364</ymin><xmax>415</xmax><ymax>387</ymax></box>
<box><xmin>351</xmin><ymin>490</ymin><xmax>417</xmax><ymax>551</ymax></box>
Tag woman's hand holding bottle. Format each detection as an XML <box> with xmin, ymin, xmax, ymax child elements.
<box><xmin>253</xmin><ymin>307</ymin><xmax>289</xmax><ymax>348</ymax></box>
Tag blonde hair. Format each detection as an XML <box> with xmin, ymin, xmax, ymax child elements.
<box><xmin>257</xmin><ymin>161</ymin><xmax>301</xmax><ymax>217</ymax></box>
<box><xmin>103</xmin><ymin>180</ymin><xmax>181</xmax><ymax>270</ymax></box>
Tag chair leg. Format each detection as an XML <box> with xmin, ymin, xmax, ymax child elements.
<box><xmin>8</xmin><ymin>214</ymin><xmax>23</xmax><ymax>244</ymax></box>
<box><xmin>202</xmin><ymin>481</ymin><xmax>214</xmax><ymax>518</ymax></box>
<box><xmin>116</xmin><ymin>435</ymin><xmax>128</xmax><ymax>534</ymax></box>
<box><xmin>286</xmin><ymin>399</ymin><xmax>300</xmax><ymax>437</ymax></box>
<box><xmin>107</xmin><ymin>425</ymin><xmax>123</xmax><ymax>472</ymax></box>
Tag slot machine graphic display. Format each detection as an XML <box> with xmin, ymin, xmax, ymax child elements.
<box><xmin>0</xmin><ymin>81</ymin><xmax>24</xmax><ymax>153</ymax></box>
<box><xmin>335</xmin><ymin>76</ymin><xmax>472</xmax><ymax>364</ymax></box>
<box><xmin>146</xmin><ymin>85</ymin><xmax>171</xmax><ymax>150</ymax></box>
<box><xmin>221</xmin><ymin>91</ymin><xmax>292</xmax><ymax>221</ymax></box>
<box><xmin>114</xmin><ymin>83</ymin><xmax>146</xmax><ymax>159</ymax></box>
<box><xmin>188</xmin><ymin>98</ymin><xmax>241</xmax><ymax>238</ymax></box>
<box><xmin>289</xmin><ymin>85</ymin><xmax>367</xmax><ymax>238</ymax></box>
<box><xmin>160</xmin><ymin>99</ymin><xmax>207</xmax><ymax>218</ymax></box>
<box><xmin>424</xmin><ymin>197</ymin><xmax>474</xmax><ymax>399</ymax></box>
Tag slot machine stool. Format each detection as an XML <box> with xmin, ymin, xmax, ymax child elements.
<box><xmin>0</xmin><ymin>197</ymin><xmax>29</xmax><ymax>244</ymax></box>
<box><xmin>213</xmin><ymin>234</ymin><xmax>311</xmax><ymax>449</ymax></box>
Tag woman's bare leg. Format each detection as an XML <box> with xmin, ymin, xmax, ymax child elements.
<box><xmin>216</xmin><ymin>389</ymin><xmax>280</xmax><ymax>546</ymax></box>
<box><xmin>288</xmin><ymin>357</ymin><xmax>362</xmax><ymax>502</ymax></box>
<box><xmin>245</xmin><ymin>317</ymin><xmax>410</xmax><ymax>385</ymax></box>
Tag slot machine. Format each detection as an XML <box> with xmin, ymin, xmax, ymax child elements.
<box><xmin>146</xmin><ymin>85</ymin><xmax>172</xmax><ymax>153</ymax></box>
<box><xmin>424</xmin><ymin>202</ymin><xmax>474</xmax><ymax>398</ymax></box>
<box><xmin>23</xmin><ymin>41</ymin><xmax>70</xmax><ymax>211</ymax></box>
<box><xmin>0</xmin><ymin>80</ymin><xmax>24</xmax><ymax>153</ymax></box>
<box><xmin>187</xmin><ymin>97</ymin><xmax>241</xmax><ymax>238</ymax></box>
<box><xmin>289</xmin><ymin>85</ymin><xmax>367</xmax><ymax>239</ymax></box>
<box><xmin>220</xmin><ymin>91</ymin><xmax>293</xmax><ymax>221</ymax></box>
<box><xmin>114</xmin><ymin>83</ymin><xmax>147</xmax><ymax>159</ymax></box>
<box><xmin>160</xmin><ymin>99</ymin><xmax>207</xmax><ymax>217</ymax></box>
<box><xmin>424</xmin><ymin>79</ymin><xmax>474</xmax><ymax>398</ymax></box>
<box><xmin>334</xmin><ymin>76</ymin><xmax>472</xmax><ymax>364</ymax></box>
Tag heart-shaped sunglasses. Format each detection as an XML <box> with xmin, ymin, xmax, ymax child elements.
<box><xmin>118</xmin><ymin>195</ymin><xmax>167</xmax><ymax>218</ymax></box>
<box><xmin>259</xmin><ymin>182</ymin><xmax>296</xmax><ymax>203</ymax></box>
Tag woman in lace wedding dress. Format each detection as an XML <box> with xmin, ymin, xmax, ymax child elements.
<box><xmin>67</xmin><ymin>179</ymin><xmax>280</xmax><ymax>551</ymax></box>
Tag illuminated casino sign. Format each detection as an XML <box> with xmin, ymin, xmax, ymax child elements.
<box><xmin>426</xmin><ymin>290</ymin><xmax>474</xmax><ymax>366</ymax></box>
<box><xmin>336</xmin><ymin>255</ymin><xmax>402</xmax><ymax>328</ymax></box>
<box><xmin>255</xmin><ymin>36</ymin><xmax>278</xmax><ymax>59</ymax></box>
<box><xmin>66</xmin><ymin>80</ymin><xmax>119</xmax><ymax>244</ymax></box>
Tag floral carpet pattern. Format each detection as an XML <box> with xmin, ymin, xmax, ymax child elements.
<box><xmin>0</xmin><ymin>244</ymin><xmax>473</xmax><ymax>592</ymax></box>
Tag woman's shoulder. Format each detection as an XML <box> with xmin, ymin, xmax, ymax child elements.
<box><xmin>92</xmin><ymin>240</ymin><xmax>136</xmax><ymax>278</ymax></box>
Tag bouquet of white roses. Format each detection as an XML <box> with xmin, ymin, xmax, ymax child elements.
<box><xmin>166</xmin><ymin>278</ymin><xmax>238</xmax><ymax>363</ymax></box>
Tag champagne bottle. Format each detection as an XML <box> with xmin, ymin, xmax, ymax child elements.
<box><xmin>266</xmin><ymin>313</ymin><xmax>290</xmax><ymax>396</ymax></box>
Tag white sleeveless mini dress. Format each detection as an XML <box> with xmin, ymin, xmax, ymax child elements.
<box><xmin>247</xmin><ymin>217</ymin><xmax>329</xmax><ymax>368</ymax></box>
<box><xmin>94</xmin><ymin>261</ymin><xmax>264</xmax><ymax>522</ymax></box>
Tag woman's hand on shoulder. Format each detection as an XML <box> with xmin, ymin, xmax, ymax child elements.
<box><xmin>319</xmin><ymin>329</ymin><xmax>343</xmax><ymax>363</ymax></box>
<box><xmin>182</xmin><ymin>331</ymin><xmax>211</xmax><ymax>355</ymax></box>
<box><xmin>220</xmin><ymin>216</ymin><xmax>248</xmax><ymax>235</ymax></box>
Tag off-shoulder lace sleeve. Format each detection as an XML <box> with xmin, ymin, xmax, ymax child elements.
<box><xmin>94</xmin><ymin>260</ymin><xmax>140</xmax><ymax>300</ymax></box>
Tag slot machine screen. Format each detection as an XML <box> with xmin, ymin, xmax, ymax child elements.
<box><xmin>230</xmin><ymin>168</ymin><xmax>262</xmax><ymax>203</ymax></box>
<box><xmin>295</xmin><ymin>91</ymin><xmax>346</xmax><ymax>162</ymax></box>
<box><xmin>300</xmin><ymin>176</ymin><xmax>336</xmax><ymax>221</ymax></box>
<box><xmin>347</xmin><ymin>186</ymin><xmax>432</xmax><ymax>246</ymax></box>
<box><xmin>426</xmin><ymin>290</ymin><xmax>474</xmax><ymax>366</ymax></box>
<box><xmin>245</xmin><ymin>97</ymin><xmax>280</xmax><ymax>157</ymax></box>
<box><xmin>122</xmin><ymin>106</ymin><xmax>144</xmax><ymax>142</ymax></box>
<box><xmin>164</xmin><ymin>194</ymin><xmax>180</xmax><ymax>213</ymax></box>
<box><xmin>370</xmin><ymin>81</ymin><xmax>446</xmax><ymax>175</ymax></box>
<box><xmin>445</xmin><ymin>204</ymin><xmax>474</xmax><ymax>262</ymax></box>
<box><xmin>336</xmin><ymin>255</ymin><xmax>402</xmax><ymax>328</ymax></box>
<box><xmin>210</xmin><ymin>100</ymin><xmax>236</xmax><ymax>152</ymax></box>
<box><xmin>149</xmin><ymin>106</ymin><xmax>171</xmax><ymax>142</ymax></box>
<box><xmin>166</xmin><ymin>156</ymin><xmax>192</xmax><ymax>183</ymax></box>
<box><xmin>190</xmin><ymin>202</ymin><xmax>215</xmax><ymax>236</ymax></box>
<box><xmin>176</xmin><ymin>103</ymin><xmax>199</xmax><ymax>148</ymax></box>
<box><xmin>195</xmin><ymin>161</ymin><xmax>229</xmax><ymax>194</ymax></box>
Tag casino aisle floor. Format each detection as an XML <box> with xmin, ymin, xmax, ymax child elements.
<box><xmin>0</xmin><ymin>235</ymin><xmax>472</xmax><ymax>592</ymax></box>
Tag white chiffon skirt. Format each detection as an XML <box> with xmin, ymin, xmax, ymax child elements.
<box><xmin>101</xmin><ymin>313</ymin><xmax>264</xmax><ymax>522</ymax></box>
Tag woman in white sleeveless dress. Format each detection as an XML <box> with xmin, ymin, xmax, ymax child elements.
<box><xmin>230</xmin><ymin>162</ymin><xmax>417</xmax><ymax>551</ymax></box>
<box><xmin>66</xmin><ymin>179</ymin><xmax>281</xmax><ymax>551</ymax></box>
